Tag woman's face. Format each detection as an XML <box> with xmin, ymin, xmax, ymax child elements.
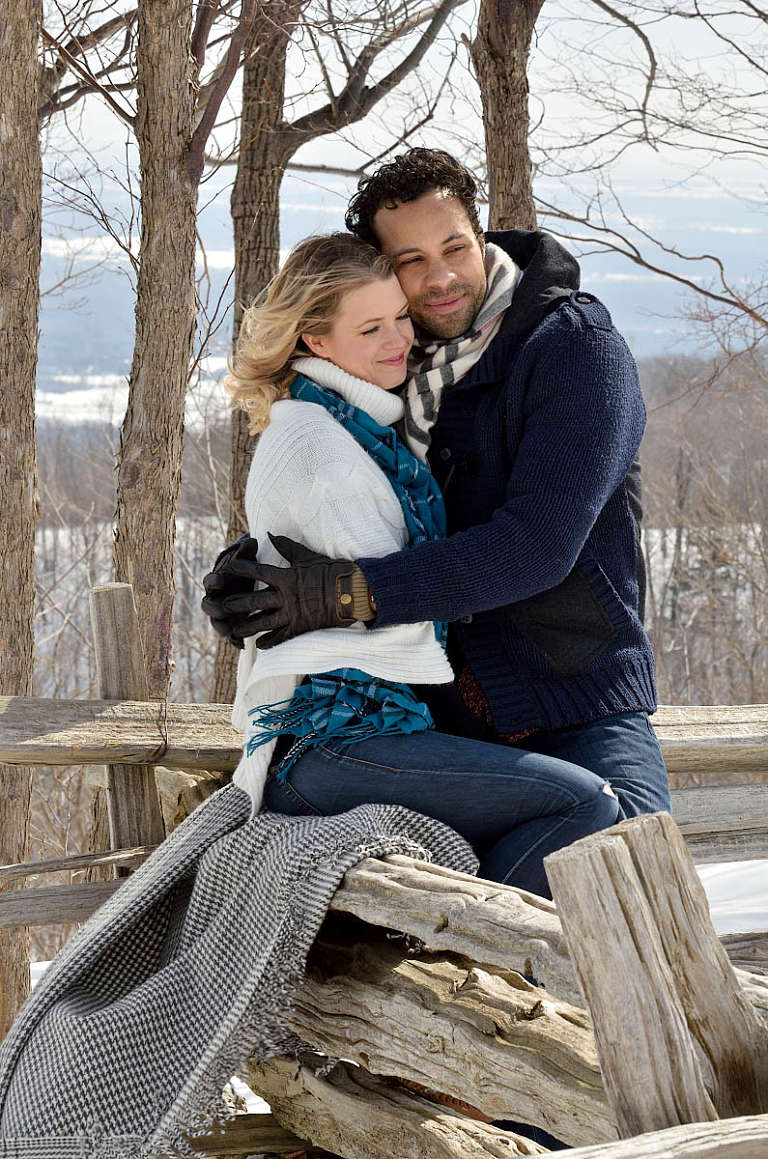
<box><xmin>303</xmin><ymin>275</ymin><xmax>414</xmax><ymax>389</ymax></box>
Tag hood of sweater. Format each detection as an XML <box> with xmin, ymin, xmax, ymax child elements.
<box><xmin>292</xmin><ymin>355</ymin><xmax>405</xmax><ymax>426</ymax></box>
<box><xmin>484</xmin><ymin>229</ymin><xmax>581</xmax><ymax>338</ymax></box>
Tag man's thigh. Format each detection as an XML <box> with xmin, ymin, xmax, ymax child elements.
<box><xmin>517</xmin><ymin>711</ymin><xmax>671</xmax><ymax>819</ymax></box>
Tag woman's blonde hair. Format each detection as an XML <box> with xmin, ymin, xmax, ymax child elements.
<box><xmin>226</xmin><ymin>232</ymin><xmax>395</xmax><ymax>433</ymax></box>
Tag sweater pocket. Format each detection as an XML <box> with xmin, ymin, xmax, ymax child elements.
<box><xmin>504</xmin><ymin>562</ymin><xmax>618</xmax><ymax>676</ymax></box>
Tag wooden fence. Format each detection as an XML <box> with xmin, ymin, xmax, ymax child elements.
<box><xmin>1</xmin><ymin>583</ymin><xmax>767</xmax><ymax>1157</ymax></box>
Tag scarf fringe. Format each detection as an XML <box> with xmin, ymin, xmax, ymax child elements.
<box><xmin>247</xmin><ymin>672</ymin><xmax>434</xmax><ymax>782</ymax></box>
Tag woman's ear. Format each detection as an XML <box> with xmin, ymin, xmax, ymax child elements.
<box><xmin>301</xmin><ymin>333</ymin><xmax>326</xmax><ymax>358</ymax></box>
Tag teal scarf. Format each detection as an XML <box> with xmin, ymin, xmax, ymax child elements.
<box><xmin>247</xmin><ymin>373</ymin><xmax>447</xmax><ymax>780</ymax></box>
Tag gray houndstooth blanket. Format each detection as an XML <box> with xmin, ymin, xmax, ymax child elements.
<box><xmin>0</xmin><ymin>784</ymin><xmax>477</xmax><ymax>1157</ymax></box>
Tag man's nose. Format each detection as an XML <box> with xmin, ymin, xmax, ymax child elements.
<box><xmin>423</xmin><ymin>255</ymin><xmax>456</xmax><ymax>289</ymax></box>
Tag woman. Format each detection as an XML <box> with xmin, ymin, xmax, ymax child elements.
<box><xmin>225</xmin><ymin>232</ymin><xmax>619</xmax><ymax>899</ymax></box>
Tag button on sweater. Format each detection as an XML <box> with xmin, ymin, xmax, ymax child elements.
<box><xmin>358</xmin><ymin>229</ymin><xmax>657</xmax><ymax>734</ymax></box>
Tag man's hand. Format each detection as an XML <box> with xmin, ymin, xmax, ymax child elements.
<box><xmin>201</xmin><ymin>535</ymin><xmax>263</xmax><ymax>649</ymax></box>
<box><xmin>201</xmin><ymin>533</ymin><xmax>367</xmax><ymax>649</ymax></box>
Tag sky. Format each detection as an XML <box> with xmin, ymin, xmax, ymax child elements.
<box><xmin>36</xmin><ymin>0</ymin><xmax>766</xmax><ymax>421</ymax></box>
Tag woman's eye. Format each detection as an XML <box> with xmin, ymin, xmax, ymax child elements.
<box><xmin>397</xmin><ymin>312</ymin><xmax>411</xmax><ymax>321</ymax></box>
<box><xmin>361</xmin><ymin>326</ymin><xmax>378</xmax><ymax>336</ymax></box>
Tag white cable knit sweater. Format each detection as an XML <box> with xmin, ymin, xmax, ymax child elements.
<box><xmin>231</xmin><ymin>356</ymin><xmax>454</xmax><ymax>809</ymax></box>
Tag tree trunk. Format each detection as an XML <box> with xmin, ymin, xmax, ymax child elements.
<box><xmin>212</xmin><ymin>12</ymin><xmax>300</xmax><ymax>705</ymax></box>
<box><xmin>114</xmin><ymin>0</ymin><xmax>197</xmax><ymax>698</ymax></box>
<box><xmin>0</xmin><ymin>0</ymin><xmax>41</xmax><ymax>1037</ymax></box>
<box><xmin>471</xmin><ymin>0</ymin><xmax>543</xmax><ymax>231</ymax></box>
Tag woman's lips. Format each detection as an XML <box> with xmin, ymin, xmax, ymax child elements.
<box><xmin>380</xmin><ymin>353</ymin><xmax>406</xmax><ymax>365</ymax></box>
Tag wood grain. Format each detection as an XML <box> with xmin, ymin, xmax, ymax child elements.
<box><xmin>286</xmin><ymin>919</ymin><xmax>614</xmax><ymax>1146</ymax></box>
<box><xmin>546</xmin><ymin>813</ymin><xmax>768</xmax><ymax>1139</ymax></box>
<box><xmin>249</xmin><ymin>1055</ymin><xmax>548</xmax><ymax>1158</ymax></box>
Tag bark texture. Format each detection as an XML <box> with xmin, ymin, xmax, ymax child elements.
<box><xmin>471</xmin><ymin>0</ymin><xmax>543</xmax><ymax>231</ymax></box>
<box><xmin>0</xmin><ymin>0</ymin><xmax>41</xmax><ymax>1037</ymax></box>
<box><xmin>286</xmin><ymin>921</ymin><xmax>614</xmax><ymax>1145</ymax></box>
<box><xmin>114</xmin><ymin>0</ymin><xmax>198</xmax><ymax>698</ymax></box>
<box><xmin>212</xmin><ymin>8</ymin><xmax>302</xmax><ymax>704</ymax></box>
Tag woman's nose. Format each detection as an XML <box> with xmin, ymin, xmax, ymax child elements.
<box><xmin>383</xmin><ymin>326</ymin><xmax>408</xmax><ymax>349</ymax></box>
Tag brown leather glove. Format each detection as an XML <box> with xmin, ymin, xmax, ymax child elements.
<box><xmin>200</xmin><ymin>535</ymin><xmax>261</xmax><ymax>649</ymax></box>
<box><xmin>217</xmin><ymin>533</ymin><xmax>373</xmax><ymax>648</ymax></box>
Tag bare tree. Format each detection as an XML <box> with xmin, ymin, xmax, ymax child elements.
<box><xmin>471</xmin><ymin>0</ymin><xmax>544</xmax><ymax>231</ymax></box>
<box><xmin>529</xmin><ymin>0</ymin><xmax>768</xmax><ymax>347</ymax></box>
<box><xmin>38</xmin><ymin>5</ymin><xmax>138</xmax><ymax>126</ymax></box>
<box><xmin>114</xmin><ymin>1</ymin><xmax>258</xmax><ymax>698</ymax></box>
<box><xmin>212</xmin><ymin>0</ymin><xmax>467</xmax><ymax>702</ymax></box>
<box><xmin>0</xmin><ymin>0</ymin><xmax>42</xmax><ymax>1036</ymax></box>
<box><xmin>640</xmin><ymin>354</ymin><xmax>768</xmax><ymax>709</ymax></box>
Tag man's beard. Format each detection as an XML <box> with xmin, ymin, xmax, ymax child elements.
<box><xmin>410</xmin><ymin>281</ymin><xmax>487</xmax><ymax>341</ymax></box>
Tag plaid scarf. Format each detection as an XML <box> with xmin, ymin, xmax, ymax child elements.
<box><xmin>402</xmin><ymin>242</ymin><xmax>521</xmax><ymax>462</ymax></box>
<box><xmin>246</xmin><ymin>373</ymin><xmax>447</xmax><ymax>779</ymax></box>
<box><xmin>0</xmin><ymin>787</ymin><xmax>477</xmax><ymax>1156</ymax></box>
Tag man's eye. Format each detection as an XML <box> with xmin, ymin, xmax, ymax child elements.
<box><xmin>399</xmin><ymin>256</ymin><xmax>422</xmax><ymax>266</ymax></box>
<box><xmin>447</xmin><ymin>245</ymin><xmax>465</xmax><ymax>255</ymax></box>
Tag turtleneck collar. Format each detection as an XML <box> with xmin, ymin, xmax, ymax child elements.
<box><xmin>292</xmin><ymin>356</ymin><xmax>405</xmax><ymax>427</ymax></box>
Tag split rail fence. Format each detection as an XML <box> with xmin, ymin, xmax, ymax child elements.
<box><xmin>1</xmin><ymin>583</ymin><xmax>767</xmax><ymax>1157</ymax></box>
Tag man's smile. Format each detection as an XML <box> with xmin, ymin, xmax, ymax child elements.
<box><xmin>425</xmin><ymin>293</ymin><xmax>468</xmax><ymax>314</ymax></box>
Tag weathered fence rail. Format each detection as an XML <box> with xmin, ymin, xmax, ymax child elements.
<box><xmin>2</xmin><ymin>583</ymin><xmax>768</xmax><ymax>1158</ymax></box>
<box><xmin>0</xmin><ymin>689</ymin><xmax>767</xmax><ymax>934</ymax></box>
<box><xmin>1</xmin><ymin>694</ymin><xmax>767</xmax><ymax>930</ymax></box>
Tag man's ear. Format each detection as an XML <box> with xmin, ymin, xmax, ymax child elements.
<box><xmin>301</xmin><ymin>333</ymin><xmax>326</xmax><ymax>357</ymax></box>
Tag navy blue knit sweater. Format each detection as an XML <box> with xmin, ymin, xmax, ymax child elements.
<box><xmin>358</xmin><ymin>230</ymin><xmax>657</xmax><ymax>734</ymax></box>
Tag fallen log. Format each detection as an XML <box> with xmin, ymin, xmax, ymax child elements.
<box><xmin>553</xmin><ymin>1113</ymin><xmax>768</xmax><ymax>1158</ymax></box>
<box><xmin>285</xmin><ymin>917</ymin><xmax>615</xmax><ymax>1147</ymax></box>
<box><xmin>249</xmin><ymin>1055</ymin><xmax>548</xmax><ymax>1158</ymax></box>
<box><xmin>191</xmin><ymin>1110</ymin><xmax>307</xmax><ymax>1156</ymax></box>
<box><xmin>329</xmin><ymin>854</ymin><xmax>579</xmax><ymax>1002</ymax></box>
<box><xmin>722</xmin><ymin>932</ymin><xmax>768</xmax><ymax>973</ymax></box>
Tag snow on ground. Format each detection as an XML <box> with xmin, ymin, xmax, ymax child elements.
<box><xmin>696</xmin><ymin>859</ymin><xmax>768</xmax><ymax>934</ymax></box>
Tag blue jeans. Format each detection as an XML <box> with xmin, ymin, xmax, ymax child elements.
<box><xmin>516</xmin><ymin>711</ymin><xmax>671</xmax><ymax>819</ymax></box>
<box><xmin>264</xmin><ymin>729</ymin><xmax>622</xmax><ymax>899</ymax></box>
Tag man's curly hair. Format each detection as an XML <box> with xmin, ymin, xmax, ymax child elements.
<box><xmin>345</xmin><ymin>148</ymin><xmax>483</xmax><ymax>247</ymax></box>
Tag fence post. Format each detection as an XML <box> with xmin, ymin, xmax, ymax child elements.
<box><xmin>545</xmin><ymin>812</ymin><xmax>768</xmax><ymax>1139</ymax></box>
<box><xmin>89</xmin><ymin>583</ymin><xmax>165</xmax><ymax>854</ymax></box>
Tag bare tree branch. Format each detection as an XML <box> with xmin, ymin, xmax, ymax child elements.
<box><xmin>40</xmin><ymin>24</ymin><xmax>135</xmax><ymax>126</ymax></box>
<box><xmin>191</xmin><ymin>0</ymin><xmax>221</xmax><ymax>72</ymax></box>
<box><xmin>188</xmin><ymin>0</ymin><xmax>258</xmax><ymax>182</ymax></box>
<box><xmin>283</xmin><ymin>0</ymin><xmax>464</xmax><ymax>144</ymax></box>
<box><xmin>586</xmin><ymin>0</ymin><xmax>658</xmax><ymax>141</ymax></box>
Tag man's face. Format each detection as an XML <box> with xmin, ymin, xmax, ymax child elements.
<box><xmin>372</xmin><ymin>190</ymin><xmax>487</xmax><ymax>340</ymax></box>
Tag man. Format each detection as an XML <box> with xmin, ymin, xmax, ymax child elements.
<box><xmin>203</xmin><ymin>147</ymin><xmax>670</xmax><ymax>821</ymax></box>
